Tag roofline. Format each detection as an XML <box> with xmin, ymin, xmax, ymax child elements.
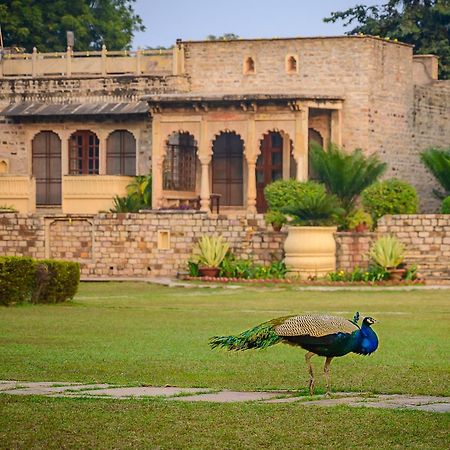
<box><xmin>177</xmin><ymin>34</ymin><xmax>413</xmax><ymax>48</ymax></box>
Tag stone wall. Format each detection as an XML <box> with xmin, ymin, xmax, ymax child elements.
<box><xmin>0</xmin><ymin>212</ymin><xmax>448</xmax><ymax>280</ymax></box>
<box><xmin>377</xmin><ymin>214</ymin><xmax>450</xmax><ymax>280</ymax></box>
<box><xmin>0</xmin><ymin>212</ymin><xmax>285</xmax><ymax>278</ymax></box>
<box><xmin>335</xmin><ymin>232</ymin><xmax>376</xmax><ymax>272</ymax></box>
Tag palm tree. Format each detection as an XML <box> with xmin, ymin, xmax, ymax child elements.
<box><xmin>309</xmin><ymin>143</ymin><xmax>387</xmax><ymax>212</ymax></box>
<box><xmin>420</xmin><ymin>147</ymin><xmax>450</xmax><ymax>199</ymax></box>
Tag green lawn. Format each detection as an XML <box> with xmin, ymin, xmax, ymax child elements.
<box><xmin>0</xmin><ymin>282</ymin><xmax>449</xmax><ymax>449</ymax></box>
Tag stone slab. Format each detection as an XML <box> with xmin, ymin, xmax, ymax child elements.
<box><xmin>81</xmin><ymin>386</ymin><xmax>210</xmax><ymax>398</ymax></box>
<box><xmin>168</xmin><ymin>391</ymin><xmax>281</xmax><ymax>403</ymax></box>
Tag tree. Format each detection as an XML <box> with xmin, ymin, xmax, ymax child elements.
<box><xmin>206</xmin><ymin>33</ymin><xmax>240</xmax><ymax>41</ymax></box>
<box><xmin>324</xmin><ymin>1</ymin><xmax>450</xmax><ymax>79</ymax></box>
<box><xmin>420</xmin><ymin>147</ymin><xmax>450</xmax><ymax>198</ymax></box>
<box><xmin>0</xmin><ymin>0</ymin><xmax>145</xmax><ymax>52</ymax></box>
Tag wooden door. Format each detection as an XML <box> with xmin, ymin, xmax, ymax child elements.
<box><xmin>32</xmin><ymin>131</ymin><xmax>62</xmax><ymax>205</ymax></box>
<box><xmin>256</xmin><ymin>132</ymin><xmax>283</xmax><ymax>213</ymax></box>
<box><xmin>212</xmin><ymin>133</ymin><xmax>243</xmax><ymax>206</ymax></box>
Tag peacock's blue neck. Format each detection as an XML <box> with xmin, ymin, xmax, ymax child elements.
<box><xmin>354</xmin><ymin>324</ymin><xmax>379</xmax><ymax>355</ymax></box>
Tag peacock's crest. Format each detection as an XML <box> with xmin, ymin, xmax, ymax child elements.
<box><xmin>351</xmin><ymin>311</ymin><xmax>360</xmax><ymax>326</ymax></box>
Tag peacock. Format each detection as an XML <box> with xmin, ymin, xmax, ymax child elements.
<box><xmin>209</xmin><ymin>312</ymin><xmax>378</xmax><ymax>395</ymax></box>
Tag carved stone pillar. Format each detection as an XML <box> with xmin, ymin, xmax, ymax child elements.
<box><xmin>294</xmin><ymin>106</ymin><xmax>309</xmax><ymax>181</ymax></box>
<box><xmin>151</xmin><ymin>114</ymin><xmax>163</xmax><ymax>208</ymax></box>
<box><xmin>199</xmin><ymin>158</ymin><xmax>211</xmax><ymax>211</ymax></box>
<box><xmin>97</xmin><ymin>130</ymin><xmax>109</xmax><ymax>175</ymax></box>
<box><xmin>246</xmin><ymin>159</ymin><xmax>257</xmax><ymax>213</ymax></box>
<box><xmin>331</xmin><ymin>109</ymin><xmax>342</xmax><ymax>147</ymax></box>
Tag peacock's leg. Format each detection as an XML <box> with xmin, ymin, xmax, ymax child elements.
<box><xmin>305</xmin><ymin>351</ymin><xmax>315</xmax><ymax>395</ymax></box>
<box><xmin>324</xmin><ymin>356</ymin><xmax>334</xmax><ymax>396</ymax></box>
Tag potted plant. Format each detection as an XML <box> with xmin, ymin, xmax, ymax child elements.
<box><xmin>345</xmin><ymin>208</ymin><xmax>373</xmax><ymax>232</ymax></box>
<box><xmin>369</xmin><ymin>235</ymin><xmax>406</xmax><ymax>281</ymax></box>
<box><xmin>281</xmin><ymin>182</ymin><xmax>344</xmax><ymax>279</ymax></box>
<box><xmin>191</xmin><ymin>235</ymin><xmax>229</xmax><ymax>278</ymax></box>
<box><xmin>264</xmin><ymin>209</ymin><xmax>286</xmax><ymax>231</ymax></box>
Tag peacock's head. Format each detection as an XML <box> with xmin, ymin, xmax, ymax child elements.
<box><xmin>362</xmin><ymin>317</ymin><xmax>377</xmax><ymax>326</ymax></box>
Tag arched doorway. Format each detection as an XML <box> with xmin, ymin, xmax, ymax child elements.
<box><xmin>163</xmin><ymin>132</ymin><xmax>198</xmax><ymax>191</ymax></box>
<box><xmin>256</xmin><ymin>131</ymin><xmax>283</xmax><ymax>213</ymax></box>
<box><xmin>212</xmin><ymin>132</ymin><xmax>244</xmax><ymax>206</ymax></box>
<box><xmin>32</xmin><ymin>131</ymin><xmax>62</xmax><ymax>206</ymax></box>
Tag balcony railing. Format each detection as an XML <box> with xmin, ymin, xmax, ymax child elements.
<box><xmin>0</xmin><ymin>45</ymin><xmax>176</xmax><ymax>78</ymax></box>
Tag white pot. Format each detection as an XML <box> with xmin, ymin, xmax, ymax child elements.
<box><xmin>284</xmin><ymin>226</ymin><xmax>337</xmax><ymax>279</ymax></box>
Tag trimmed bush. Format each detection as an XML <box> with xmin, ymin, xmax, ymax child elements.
<box><xmin>0</xmin><ymin>257</ymin><xmax>35</xmax><ymax>306</ymax></box>
<box><xmin>362</xmin><ymin>179</ymin><xmax>419</xmax><ymax>223</ymax></box>
<box><xmin>32</xmin><ymin>260</ymin><xmax>80</xmax><ymax>304</ymax></box>
<box><xmin>264</xmin><ymin>179</ymin><xmax>324</xmax><ymax>211</ymax></box>
<box><xmin>441</xmin><ymin>196</ymin><xmax>450</xmax><ymax>214</ymax></box>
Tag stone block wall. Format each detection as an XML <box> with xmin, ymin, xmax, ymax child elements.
<box><xmin>377</xmin><ymin>215</ymin><xmax>450</xmax><ymax>279</ymax></box>
<box><xmin>0</xmin><ymin>212</ymin><xmax>285</xmax><ymax>278</ymax></box>
<box><xmin>0</xmin><ymin>212</ymin><xmax>448</xmax><ymax>280</ymax></box>
<box><xmin>335</xmin><ymin>232</ymin><xmax>377</xmax><ymax>272</ymax></box>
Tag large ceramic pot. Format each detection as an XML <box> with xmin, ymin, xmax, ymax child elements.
<box><xmin>284</xmin><ymin>226</ymin><xmax>337</xmax><ymax>279</ymax></box>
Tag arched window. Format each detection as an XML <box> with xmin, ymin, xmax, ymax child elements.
<box><xmin>106</xmin><ymin>130</ymin><xmax>136</xmax><ymax>176</ymax></box>
<box><xmin>163</xmin><ymin>132</ymin><xmax>197</xmax><ymax>191</ymax></box>
<box><xmin>244</xmin><ymin>57</ymin><xmax>255</xmax><ymax>74</ymax></box>
<box><xmin>69</xmin><ymin>130</ymin><xmax>99</xmax><ymax>175</ymax></box>
<box><xmin>286</xmin><ymin>55</ymin><xmax>298</xmax><ymax>73</ymax></box>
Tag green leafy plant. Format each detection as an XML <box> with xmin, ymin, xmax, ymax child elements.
<box><xmin>31</xmin><ymin>260</ymin><xmax>80</xmax><ymax>304</ymax></box>
<box><xmin>110</xmin><ymin>175</ymin><xmax>152</xmax><ymax>213</ymax></box>
<box><xmin>281</xmin><ymin>182</ymin><xmax>344</xmax><ymax>226</ymax></box>
<box><xmin>127</xmin><ymin>175</ymin><xmax>152</xmax><ymax>208</ymax></box>
<box><xmin>327</xmin><ymin>265</ymin><xmax>390</xmax><ymax>282</ymax></box>
<box><xmin>264</xmin><ymin>210</ymin><xmax>287</xmax><ymax>228</ymax></box>
<box><xmin>441</xmin><ymin>196</ymin><xmax>450</xmax><ymax>214</ymax></box>
<box><xmin>345</xmin><ymin>208</ymin><xmax>374</xmax><ymax>231</ymax></box>
<box><xmin>0</xmin><ymin>204</ymin><xmax>18</xmax><ymax>212</ymax></box>
<box><xmin>309</xmin><ymin>143</ymin><xmax>387</xmax><ymax>212</ymax></box>
<box><xmin>191</xmin><ymin>235</ymin><xmax>229</xmax><ymax>268</ymax></box>
<box><xmin>0</xmin><ymin>256</ymin><xmax>35</xmax><ymax>306</ymax></box>
<box><xmin>420</xmin><ymin>147</ymin><xmax>450</xmax><ymax>199</ymax></box>
<box><xmin>362</xmin><ymin>179</ymin><xmax>419</xmax><ymax>224</ymax></box>
<box><xmin>370</xmin><ymin>235</ymin><xmax>405</xmax><ymax>269</ymax></box>
<box><xmin>264</xmin><ymin>179</ymin><xmax>323</xmax><ymax>211</ymax></box>
<box><xmin>110</xmin><ymin>195</ymin><xmax>142</xmax><ymax>213</ymax></box>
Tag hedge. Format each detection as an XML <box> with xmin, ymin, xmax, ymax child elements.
<box><xmin>0</xmin><ymin>256</ymin><xmax>36</xmax><ymax>306</ymax></box>
<box><xmin>362</xmin><ymin>179</ymin><xmax>419</xmax><ymax>223</ymax></box>
<box><xmin>0</xmin><ymin>257</ymin><xmax>80</xmax><ymax>306</ymax></box>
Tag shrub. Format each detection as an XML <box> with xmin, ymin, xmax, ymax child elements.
<box><xmin>309</xmin><ymin>143</ymin><xmax>386</xmax><ymax>211</ymax></box>
<box><xmin>32</xmin><ymin>260</ymin><xmax>80</xmax><ymax>304</ymax></box>
<box><xmin>420</xmin><ymin>147</ymin><xmax>450</xmax><ymax>198</ymax></box>
<box><xmin>264</xmin><ymin>179</ymin><xmax>324</xmax><ymax>211</ymax></box>
<box><xmin>370</xmin><ymin>235</ymin><xmax>405</xmax><ymax>269</ymax></box>
<box><xmin>264</xmin><ymin>209</ymin><xmax>287</xmax><ymax>228</ymax></box>
<box><xmin>281</xmin><ymin>182</ymin><xmax>344</xmax><ymax>226</ymax></box>
<box><xmin>441</xmin><ymin>196</ymin><xmax>450</xmax><ymax>214</ymax></box>
<box><xmin>344</xmin><ymin>208</ymin><xmax>373</xmax><ymax>231</ymax></box>
<box><xmin>110</xmin><ymin>175</ymin><xmax>152</xmax><ymax>213</ymax></box>
<box><xmin>191</xmin><ymin>236</ymin><xmax>229</xmax><ymax>268</ymax></box>
<box><xmin>362</xmin><ymin>179</ymin><xmax>419</xmax><ymax>223</ymax></box>
<box><xmin>0</xmin><ymin>257</ymin><xmax>35</xmax><ymax>306</ymax></box>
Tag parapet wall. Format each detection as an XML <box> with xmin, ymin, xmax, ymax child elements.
<box><xmin>0</xmin><ymin>212</ymin><xmax>448</xmax><ymax>280</ymax></box>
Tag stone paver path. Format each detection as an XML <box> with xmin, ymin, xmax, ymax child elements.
<box><xmin>1</xmin><ymin>381</ymin><xmax>449</xmax><ymax>412</ymax></box>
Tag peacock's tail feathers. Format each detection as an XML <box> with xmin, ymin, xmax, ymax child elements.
<box><xmin>209</xmin><ymin>321</ymin><xmax>283</xmax><ymax>351</ymax></box>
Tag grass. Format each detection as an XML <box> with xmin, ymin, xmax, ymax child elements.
<box><xmin>1</xmin><ymin>282</ymin><xmax>448</xmax><ymax>396</ymax></box>
<box><xmin>0</xmin><ymin>396</ymin><xmax>448</xmax><ymax>450</ymax></box>
<box><xmin>0</xmin><ymin>282</ymin><xmax>448</xmax><ymax>449</ymax></box>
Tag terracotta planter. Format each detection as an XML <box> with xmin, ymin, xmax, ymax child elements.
<box><xmin>198</xmin><ymin>267</ymin><xmax>220</xmax><ymax>278</ymax></box>
<box><xmin>284</xmin><ymin>226</ymin><xmax>337</xmax><ymax>279</ymax></box>
<box><xmin>388</xmin><ymin>268</ymin><xmax>406</xmax><ymax>281</ymax></box>
<box><xmin>272</xmin><ymin>223</ymin><xmax>283</xmax><ymax>232</ymax></box>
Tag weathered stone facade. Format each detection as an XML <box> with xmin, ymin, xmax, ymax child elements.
<box><xmin>0</xmin><ymin>212</ymin><xmax>448</xmax><ymax>280</ymax></box>
<box><xmin>0</xmin><ymin>36</ymin><xmax>448</xmax><ymax>213</ymax></box>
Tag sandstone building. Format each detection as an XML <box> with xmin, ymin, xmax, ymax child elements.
<box><xmin>0</xmin><ymin>35</ymin><xmax>448</xmax><ymax>214</ymax></box>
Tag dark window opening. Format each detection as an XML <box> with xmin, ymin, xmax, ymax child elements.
<box><xmin>163</xmin><ymin>132</ymin><xmax>197</xmax><ymax>191</ymax></box>
<box><xmin>106</xmin><ymin>130</ymin><xmax>136</xmax><ymax>176</ymax></box>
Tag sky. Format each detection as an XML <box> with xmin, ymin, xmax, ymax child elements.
<box><xmin>132</xmin><ymin>0</ymin><xmax>384</xmax><ymax>49</ymax></box>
